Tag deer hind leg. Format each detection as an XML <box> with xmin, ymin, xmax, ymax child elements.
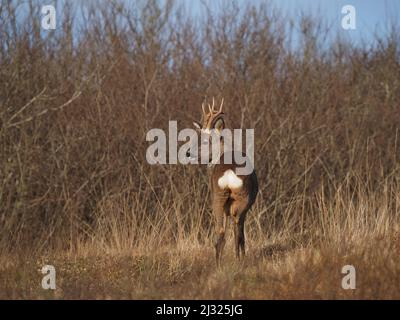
<box><xmin>215</xmin><ymin>211</ymin><xmax>228</xmax><ymax>266</ymax></box>
<box><xmin>238</xmin><ymin>216</ymin><xmax>246</xmax><ymax>258</ymax></box>
<box><xmin>231</xmin><ymin>202</ymin><xmax>248</xmax><ymax>260</ymax></box>
<box><xmin>214</xmin><ymin>195</ymin><xmax>230</xmax><ymax>266</ymax></box>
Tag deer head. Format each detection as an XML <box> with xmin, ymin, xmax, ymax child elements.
<box><xmin>193</xmin><ymin>97</ymin><xmax>225</xmax><ymax>134</ymax></box>
<box><xmin>186</xmin><ymin>98</ymin><xmax>226</xmax><ymax>165</ymax></box>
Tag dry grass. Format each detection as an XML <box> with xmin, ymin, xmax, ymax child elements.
<box><xmin>1</xmin><ymin>233</ymin><xmax>399</xmax><ymax>299</ymax></box>
<box><xmin>1</xmin><ymin>0</ymin><xmax>400</xmax><ymax>299</ymax></box>
<box><xmin>1</xmin><ymin>179</ymin><xmax>399</xmax><ymax>299</ymax></box>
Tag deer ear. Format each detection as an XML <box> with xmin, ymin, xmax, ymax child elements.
<box><xmin>193</xmin><ymin>121</ymin><xmax>202</xmax><ymax>130</ymax></box>
<box><xmin>214</xmin><ymin>118</ymin><xmax>225</xmax><ymax>132</ymax></box>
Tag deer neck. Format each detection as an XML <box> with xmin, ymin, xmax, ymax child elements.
<box><xmin>208</xmin><ymin>131</ymin><xmax>234</xmax><ymax>168</ymax></box>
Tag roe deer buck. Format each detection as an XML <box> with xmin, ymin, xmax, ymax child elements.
<box><xmin>191</xmin><ymin>98</ymin><xmax>258</xmax><ymax>265</ymax></box>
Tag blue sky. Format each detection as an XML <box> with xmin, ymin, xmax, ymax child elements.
<box><xmin>177</xmin><ymin>0</ymin><xmax>400</xmax><ymax>47</ymax></box>
<box><xmin>17</xmin><ymin>0</ymin><xmax>400</xmax><ymax>49</ymax></box>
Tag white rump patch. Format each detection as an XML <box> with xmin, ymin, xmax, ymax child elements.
<box><xmin>218</xmin><ymin>169</ymin><xmax>243</xmax><ymax>189</ymax></box>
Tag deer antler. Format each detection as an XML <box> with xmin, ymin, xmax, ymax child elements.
<box><xmin>201</xmin><ymin>102</ymin><xmax>207</xmax><ymax>117</ymax></box>
<box><xmin>219</xmin><ymin>98</ymin><xmax>224</xmax><ymax>112</ymax></box>
<box><xmin>203</xmin><ymin>97</ymin><xmax>224</xmax><ymax>115</ymax></box>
